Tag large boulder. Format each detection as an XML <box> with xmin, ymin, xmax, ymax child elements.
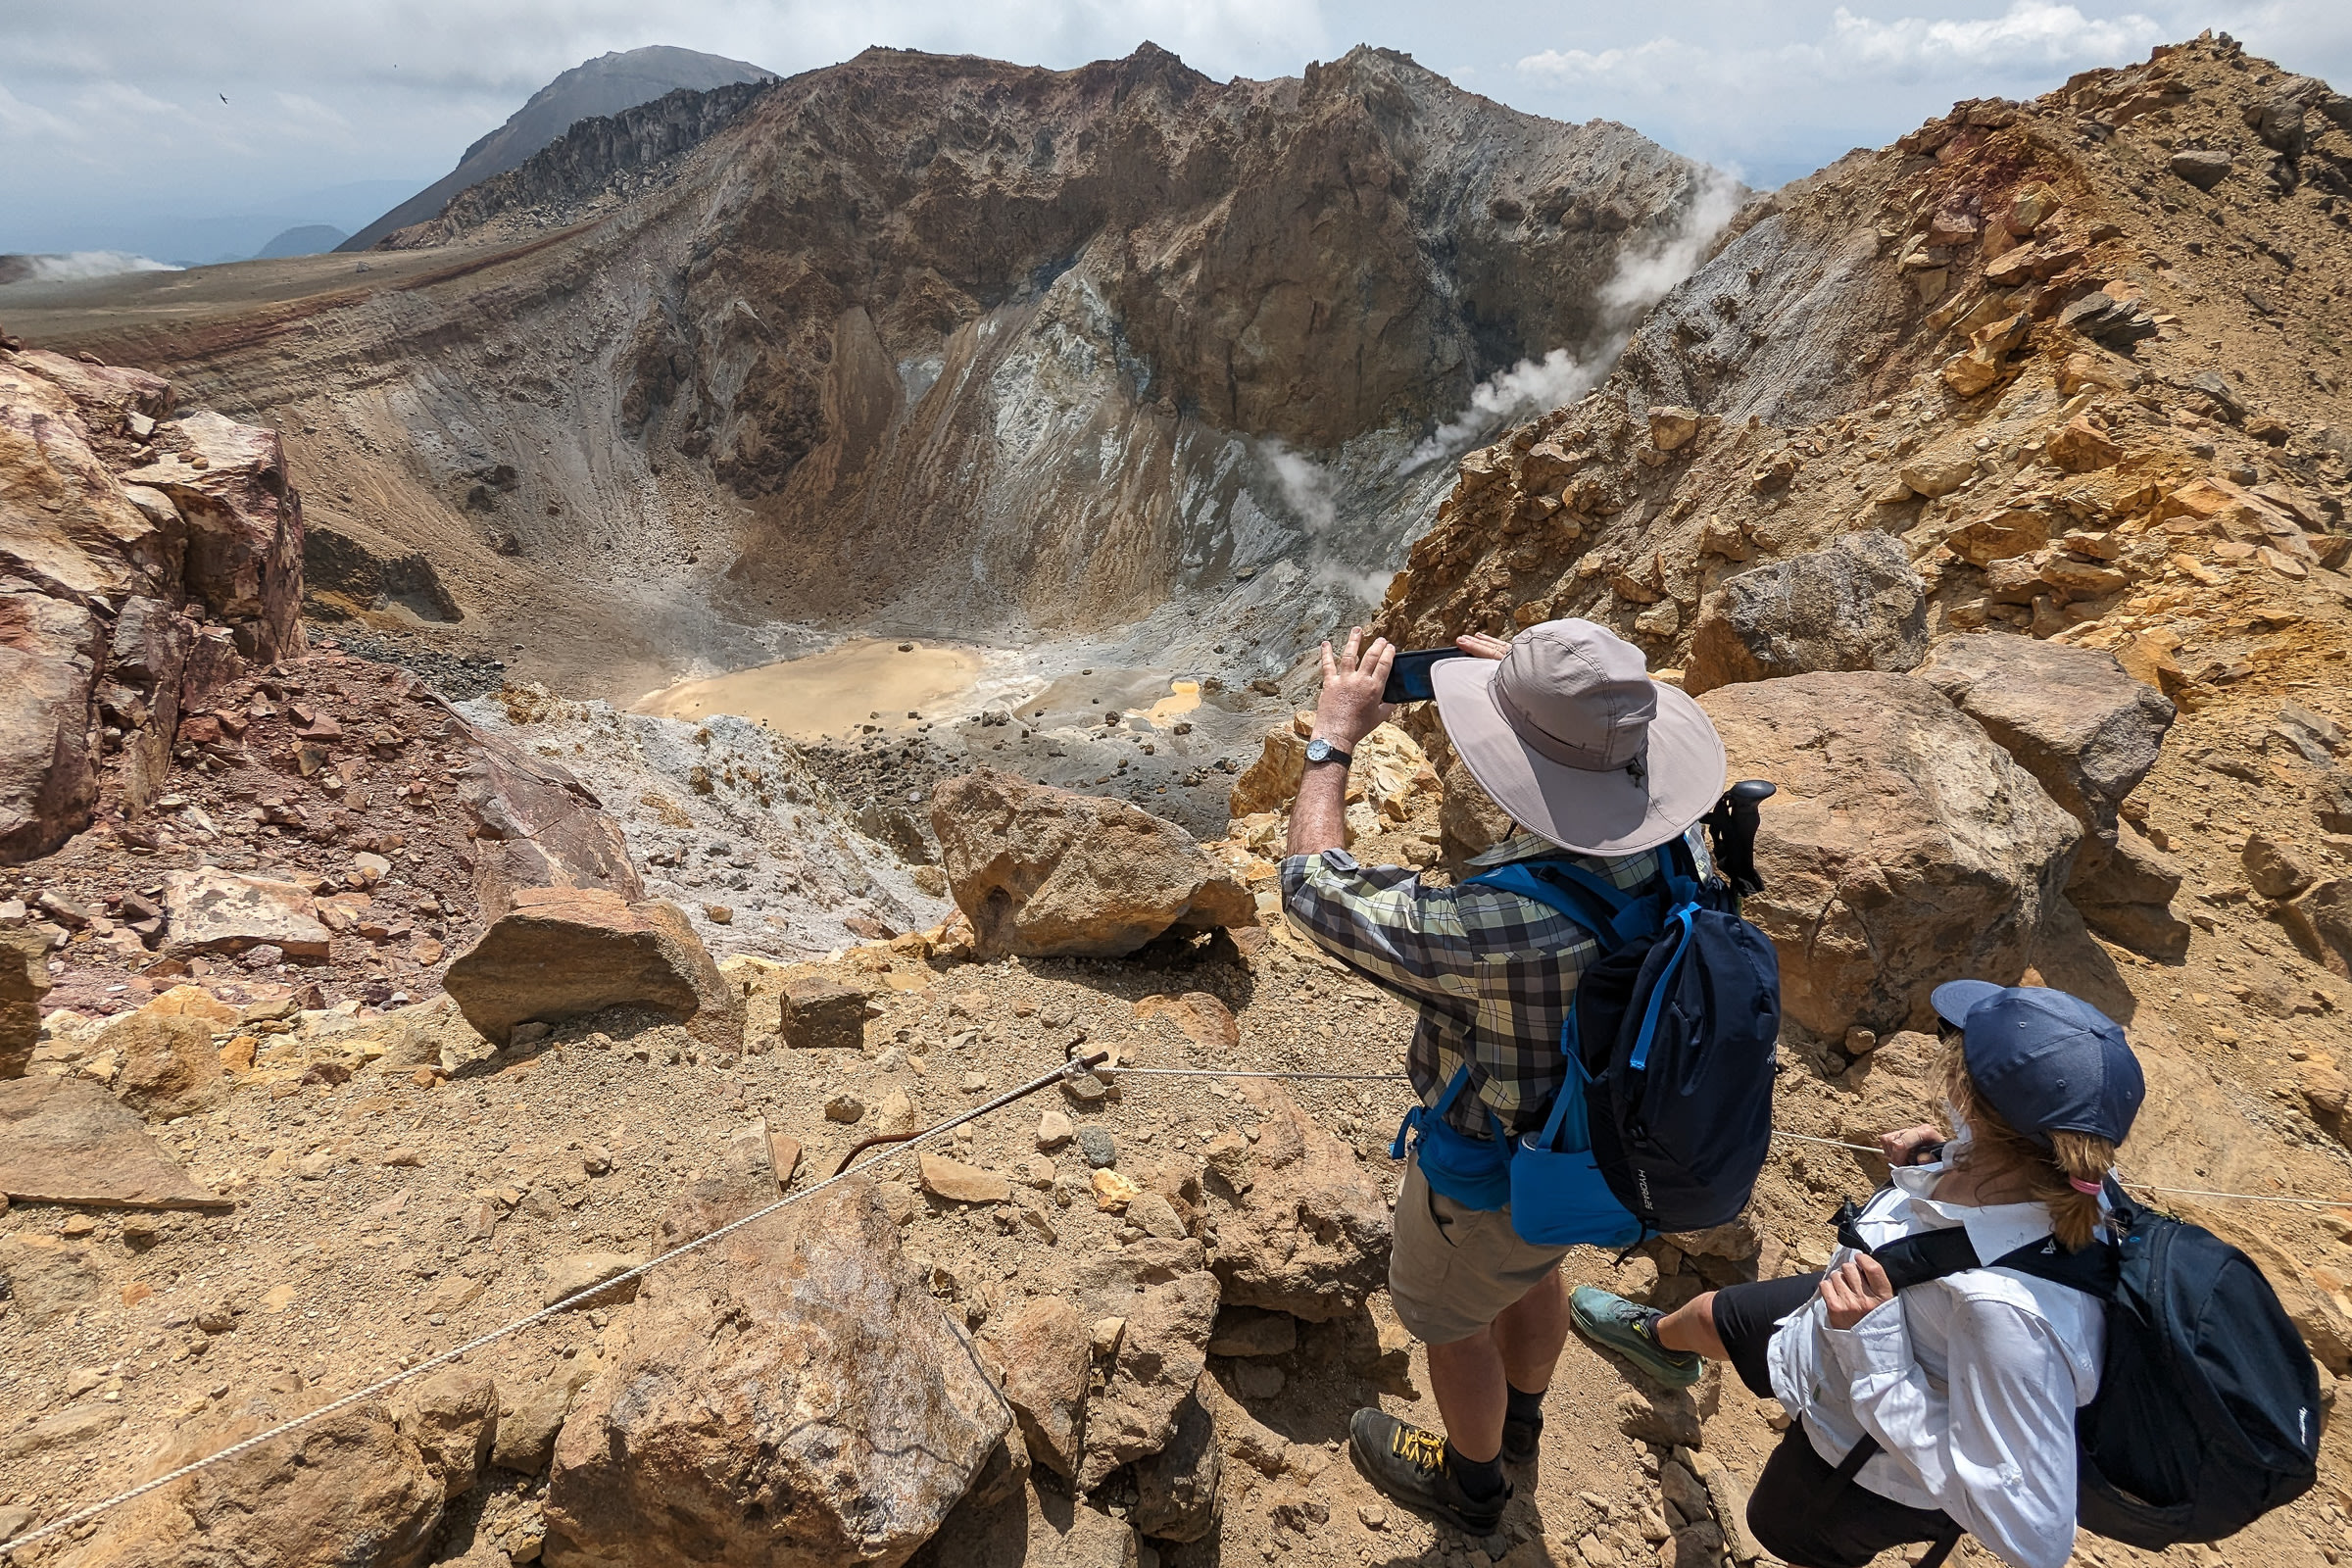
<box><xmin>1696</xmin><ymin>672</ymin><xmax>2082</xmax><ymax>1040</ymax></box>
<box><xmin>1684</xmin><ymin>532</ymin><xmax>1928</xmax><ymax>697</ymax></box>
<box><xmin>1918</xmin><ymin>632</ymin><xmax>2175</xmax><ymax>884</ymax></box>
<box><xmin>543</xmin><ymin>1182</ymin><xmax>1009</xmax><ymax>1568</ymax></box>
<box><xmin>452</xmin><ymin>728</ymin><xmax>644</xmax><ymax>919</ymax></box>
<box><xmin>931</xmin><ymin>769</ymin><xmax>1255</xmax><ymax>958</ymax></box>
<box><xmin>162</xmin><ymin>866</ymin><xmax>332</xmax><ymax>960</ymax></box>
<box><xmin>0</xmin><ymin>1076</ymin><xmax>229</xmax><ymax>1209</ymax></box>
<box><xmin>1200</xmin><ymin>1083</ymin><xmax>1390</xmax><ymax>1321</ymax></box>
<box><xmin>66</xmin><ymin>1394</ymin><xmax>444</xmax><ymax>1568</ymax></box>
<box><xmin>2</xmin><ymin>926</ymin><xmax>49</xmax><ymax>1078</ymax></box>
<box><xmin>443</xmin><ymin>887</ymin><xmax>741</xmax><ymax>1049</ymax></box>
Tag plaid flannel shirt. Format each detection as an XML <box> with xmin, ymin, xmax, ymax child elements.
<box><xmin>1280</xmin><ymin>828</ymin><xmax>1712</xmax><ymax>1141</ymax></box>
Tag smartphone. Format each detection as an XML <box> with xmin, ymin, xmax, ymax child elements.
<box><xmin>1382</xmin><ymin>648</ymin><xmax>1466</xmax><ymax>704</ymax></box>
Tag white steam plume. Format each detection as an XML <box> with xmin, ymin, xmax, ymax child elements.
<box><xmin>4</xmin><ymin>251</ymin><xmax>179</xmax><ymax>281</ymax></box>
<box><xmin>1397</xmin><ymin>168</ymin><xmax>1742</xmax><ymax>474</ymax></box>
<box><xmin>1259</xmin><ymin>437</ymin><xmax>1337</xmax><ymax>532</ymax></box>
<box><xmin>1396</xmin><ymin>349</ymin><xmax>1601</xmax><ymax>474</ymax></box>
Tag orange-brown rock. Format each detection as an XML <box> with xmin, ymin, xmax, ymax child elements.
<box><xmin>543</xmin><ymin>1182</ymin><xmax>1007</xmax><ymax>1568</ymax></box>
<box><xmin>1697</xmin><ymin>673</ymin><xmax>2081</xmax><ymax>1041</ymax></box>
<box><xmin>442</xmin><ymin>886</ymin><xmax>740</xmax><ymax>1048</ymax></box>
<box><xmin>931</xmin><ymin>769</ymin><xmax>1255</xmax><ymax>958</ymax></box>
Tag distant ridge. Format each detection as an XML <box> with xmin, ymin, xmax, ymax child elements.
<box><xmin>256</xmin><ymin>223</ymin><xmax>347</xmax><ymax>259</ymax></box>
<box><xmin>338</xmin><ymin>44</ymin><xmax>773</xmax><ymax>252</ymax></box>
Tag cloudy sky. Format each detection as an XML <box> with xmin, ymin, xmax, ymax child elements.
<box><xmin>2</xmin><ymin>0</ymin><xmax>2344</xmax><ymax>260</ymax></box>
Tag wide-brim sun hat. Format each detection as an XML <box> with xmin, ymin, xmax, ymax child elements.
<box><xmin>1431</xmin><ymin>617</ymin><xmax>1726</xmax><ymax>857</ymax></box>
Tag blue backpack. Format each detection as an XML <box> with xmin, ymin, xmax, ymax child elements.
<box><xmin>1468</xmin><ymin>821</ymin><xmax>1782</xmax><ymax>1246</ymax></box>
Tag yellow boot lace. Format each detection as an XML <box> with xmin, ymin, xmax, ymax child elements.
<box><xmin>1389</xmin><ymin>1422</ymin><xmax>1449</xmax><ymax>1475</ymax></box>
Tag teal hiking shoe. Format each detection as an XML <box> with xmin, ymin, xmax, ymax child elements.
<box><xmin>1569</xmin><ymin>1286</ymin><xmax>1702</xmax><ymax>1390</ymax></box>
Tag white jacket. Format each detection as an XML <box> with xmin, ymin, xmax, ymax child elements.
<box><xmin>1766</xmin><ymin>1152</ymin><xmax>2106</xmax><ymax>1568</ymax></box>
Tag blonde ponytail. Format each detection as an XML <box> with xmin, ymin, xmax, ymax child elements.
<box><xmin>1939</xmin><ymin>1035</ymin><xmax>2120</xmax><ymax>1252</ymax></box>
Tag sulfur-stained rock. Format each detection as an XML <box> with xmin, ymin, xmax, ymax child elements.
<box><xmin>1647</xmin><ymin>405</ymin><xmax>1701</xmax><ymax>452</ymax></box>
<box><xmin>1200</xmin><ymin>1083</ymin><xmax>1389</xmax><ymax>1321</ymax></box>
<box><xmin>162</xmin><ymin>866</ymin><xmax>332</xmax><ymax>960</ymax></box>
<box><xmin>1696</xmin><ymin>672</ymin><xmax>2081</xmax><ymax>1040</ymax></box>
<box><xmin>67</xmin><ymin>1393</ymin><xmax>443</xmax><ymax>1568</ymax></box>
<box><xmin>444</xmin><ymin>886</ymin><xmax>741</xmax><ymax>1049</ymax></box>
<box><xmin>931</xmin><ymin>768</ymin><xmax>1255</xmax><ymax>958</ymax></box>
<box><xmin>543</xmin><ymin>1182</ymin><xmax>1007</xmax><ymax>1568</ymax></box>
<box><xmin>99</xmin><ymin>1010</ymin><xmax>222</xmax><ymax>1118</ymax></box>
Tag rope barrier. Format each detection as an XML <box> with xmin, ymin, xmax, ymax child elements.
<box><xmin>0</xmin><ymin>1053</ymin><xmax>1106</xmax><ymax>1561</ymax></box>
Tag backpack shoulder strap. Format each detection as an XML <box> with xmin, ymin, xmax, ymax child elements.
<box><xmin>1838</xmin><ymin>1195</ymin><xmax>2121</xmax><ymax>1298</ymax></box>
<box><xmin>1467</xmin><ymin>858</ymin><xmax>1651</xmax><ymax>949</ymax></box>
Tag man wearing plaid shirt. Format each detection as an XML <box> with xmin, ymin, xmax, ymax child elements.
<box><xmin>1279</xmin><ymin>620</ymin><xmax>1727</xmax><ymax>1537</ymax></box>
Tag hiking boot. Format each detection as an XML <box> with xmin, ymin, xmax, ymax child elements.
<box><xmin>1348</xmin><ymin>1408</ymin><xmax>1510</xmax><ymax>1536</ymax></box>
<box><xmin>1569</xmin><ymin>1285</ymin><xmax>1702</xmax><ymax>1390</ymax></box>
<box><xmin>1500</xmin><ymin>1413</ymin><xmax>1542</xmax><ymax>1467</ymax></box>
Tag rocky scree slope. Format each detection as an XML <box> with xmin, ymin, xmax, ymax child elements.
<box><xmin>35</xmin><ymin>44</ymin><xmax>1722</xmax><ymax>696</ymax></box>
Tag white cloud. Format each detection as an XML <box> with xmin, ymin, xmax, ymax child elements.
<box><xmin>1520</xmin><ymin>2</ymin><xmax>2166</xmax><ymax>99</ymax></box>
<box><xmin>0</xmin><ymin>84</ymin><xmax>80</xmax><ymax>140</ymax></box>
<box><xmin>1824</xmin><ymin>1</ymin><xmax>2165</xmax><ymax>74</ymax></box>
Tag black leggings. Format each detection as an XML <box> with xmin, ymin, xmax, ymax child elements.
<box><xmin>1708</xmin><ymin>1274</ymin><xmax>1964</xmax><ymax>1568</ymax></box>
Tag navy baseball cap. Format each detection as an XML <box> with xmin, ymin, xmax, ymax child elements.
<box><xmin>1931</xmin><ymin>980</ymin><xmax>2144</xmax><ymax>1149</ymax></box>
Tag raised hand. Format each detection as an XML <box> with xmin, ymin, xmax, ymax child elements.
<box><xmin>1313</xmin><ymin>626</ymin><xmax>1396</xmax><ymax>749</ymax></box>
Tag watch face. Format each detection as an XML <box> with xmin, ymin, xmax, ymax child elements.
<box><xmin>1306</xmin><ymin>739</ymin><xmax>1342</xmax><ymax>763</ymax></box>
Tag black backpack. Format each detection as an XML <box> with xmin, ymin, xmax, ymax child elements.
<box><xmin>1839</xmin><ymin>1177</ymin><xmax>2322</xmax><ymax>1560</ymax></box>
<box><xmin>1469</xmin><ymin>783</ymin><xmax>1784</xmax><ymax>1236</ymax></box>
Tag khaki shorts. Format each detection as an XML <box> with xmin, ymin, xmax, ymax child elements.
<box><xmin>1388</xmin><ymin>1153</ymin><xmax>1571</xmax><ymax>1347</ymax></box>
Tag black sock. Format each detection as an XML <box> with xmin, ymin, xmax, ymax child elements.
<box><xmin>1505</xmin><ymin>1383</ymin><xmax>1546</xmax><ymax>1429</ymax></box>
<box><xmin>1446</xmin><ymin>1441</ymin><xmax>1506</xmax><ymax>1500</ymax></box>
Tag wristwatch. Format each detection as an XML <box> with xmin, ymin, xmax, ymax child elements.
<box><xmin>1304</xmin><ymin>737</ymin><xmax>1353</xmax><ymax>768</ymax></box>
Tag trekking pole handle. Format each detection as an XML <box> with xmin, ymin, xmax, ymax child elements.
<box><xmin>1707</xmin><ymin>779</ymin><xmax>1776</xmax><ymax>902</ymax></box>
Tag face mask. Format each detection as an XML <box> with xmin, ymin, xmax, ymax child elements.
<box><xmin>1941</xmin><ymin>1102</ymin><xmax>1974</xmax><ymax>1163</ymax></box>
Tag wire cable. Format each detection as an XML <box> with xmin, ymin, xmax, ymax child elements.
<box><xmin>0</xmin><ymin>1054</ymin><xmax>1105</xmax><ymax>1561</ymax></box>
